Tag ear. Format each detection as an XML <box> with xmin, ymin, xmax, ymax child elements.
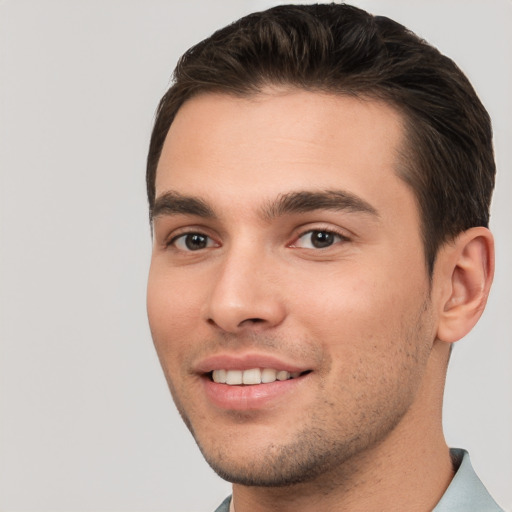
<box><xmin>435</xmin><ymin>227</ymin><xmax>494</xmax><ymax>344</ymax></box>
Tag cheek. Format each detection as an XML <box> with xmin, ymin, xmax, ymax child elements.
<box><xmin>290</xmin><ymin>263</ymin><xmax>428</xmax><ymax>359</ymax></box>
<box><xmin>147</xmin><ymin>261</ymin><xmax>207</xmax><ymax>320</ymax></box>
<box><xmin>146</xmin><ymin>267</ymin><xmax>199</xmax><ymax>363</ymax></box>
<box><xmin>290</xmin><ymin>269</ymin><xmax>383</xmax><ymax>331</ymax></box>
<box><xmin>295</xmin><ymin>272</ymin><xmax>433</xmax><ymax>418</ymax></box>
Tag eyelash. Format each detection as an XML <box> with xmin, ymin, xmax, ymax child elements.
<box><xmin>166</xmin><ymin>226</ymin><xmax>350</xmax><ymax>252</ymax></box>
<box><xmin>290</xmin><ymin>227</ymin><xmax>350</xmax><ymax>249</ymax></box>
<box><xmin>167</xmin><ymin>232</ymin><xmax>219</xmax><ymax>251</ymax></box>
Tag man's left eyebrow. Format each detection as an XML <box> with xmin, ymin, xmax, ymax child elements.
<box><xmin>261</xmin><ymin>190</ymin><xmax>379</xmax><ymax>220</ymax></box>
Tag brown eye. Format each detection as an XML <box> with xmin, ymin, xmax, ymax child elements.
<box><xmin>173</xmin><ymin>233</ymin><xmax>216</xmax><ymax>251</ymax></box>
<box><xmin>294</xmin><ymin>230</ymin><xmax>345</xmax><ymax>249</ymax></box>
<box><xmin>310</xmin><ymin>231</ymin><xmax>336</xmax><ymax>248</ymax></box>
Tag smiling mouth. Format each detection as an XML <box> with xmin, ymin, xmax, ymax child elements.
<box><xmin>210</xmin><ymin>368</ymin><xmax>312</xmax><ymax>385</ymax></box>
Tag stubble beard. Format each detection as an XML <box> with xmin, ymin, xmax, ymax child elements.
<box><xmin>195</xmin><ymin>412</ymin><xmax>401</xmax><ymax>489</ymax></box>
<box><xmin>166</xmin><ymin>298</ymin><xmax>434</xmax><ymax>489</ymax></box>
<box><xmin>184</xmin><ymin>362</ymin><xmax>427</xmax><ymax>489</ymax></box>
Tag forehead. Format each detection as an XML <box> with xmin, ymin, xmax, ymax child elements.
<box><xmin>155</xmin><ymin>89</ymin><xmax>411</xmax><ymax>218</ymax></box>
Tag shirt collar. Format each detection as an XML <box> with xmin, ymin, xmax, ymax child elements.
<box><xmin>433</xmin><ymin>448</ymin><xmax>503</xmax><ymax>511</ymax></box>
<box><xmin>218</xmin><ymin>449</ymin><xmax>503</xmax><ymax>512</ymax></box>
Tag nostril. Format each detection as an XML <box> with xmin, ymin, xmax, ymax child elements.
<box><xmin>237</xmin><ymin>317</ymin><xmax>266</xmax><ymax>328</ymax></box>
<box><xmin>206</xmin><ymin>317</ymin><xmax>265</xmax><ymax>329</ymax></box>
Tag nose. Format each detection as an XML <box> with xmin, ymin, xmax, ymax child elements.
<box><xmin>204</xmin><ymin>246</ymin><xmax>287</xmax><ymax>333</ymax></box>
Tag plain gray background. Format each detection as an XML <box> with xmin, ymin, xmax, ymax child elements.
<box><xmin>0</xmin><ymin>1</ymin><xmax>511</xmax><ymax>510</ymax></box>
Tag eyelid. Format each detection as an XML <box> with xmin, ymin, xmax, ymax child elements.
<box><xmin>162</xmin><ymin>225</ymin><xmax>221</xmax><ymax>250</ymax></box>
<box><xmin>171</xmin><ymin>232</ymin><xmax>219</xmax><ymax>251</ymax></box>
<box><xmin>289</xmin><ymin>225</ymin><xmax>351</xmax><ymax>249</ymax></box>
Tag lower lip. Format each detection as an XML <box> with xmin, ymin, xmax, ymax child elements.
<box><xmin>202</xmin><ymin>375</ymin><xmax>309</xmax><ymax>411</ymax></box>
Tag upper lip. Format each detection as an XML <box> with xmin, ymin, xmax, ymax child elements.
<box><xmin>194</xmin><ymin>352</ymin><xmax>311</xmax><ymax>374</ymax></box>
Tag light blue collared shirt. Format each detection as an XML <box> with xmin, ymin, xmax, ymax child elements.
<box><xmin>214</xmin><ymin>449</ymin><xmax>504</xmax><ymax>512</ymax></box>
<box><xmin>433</xmin><ymin>449</ymin><xmax>503</xmax><ymax>511</ymax></box>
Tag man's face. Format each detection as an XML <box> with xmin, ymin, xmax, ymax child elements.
<box><xmin>147</xmin><ymin>90</ymin><xmax>439</xmax><ymax>486</ymax></box>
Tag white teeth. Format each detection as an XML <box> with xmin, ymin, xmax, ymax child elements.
<box><xmin>242</xmin><ymin>368</ymin><xmax>261</xmax><ymax>385</ymax></box>
<box><xmin>276</xmin><ymin>370</ymin><xmax>290</xmax><ymax>381</ymax></box>
<box><xmin>261</xmin><ymin>368</ymin><xmax>277</xmax><ymax>383</ymax></box>
<box><xmin>212</xmin><ymin>368</ymin><xmax>303</xmax><ymax>385</ymax></box>
<box><xmin>225</xmin><ymin>370</ymin><xmax>243</xmax><ymax>385</ymax></box>
<box><xmin>212</xmin><ymin>369</ymin><xmax>227</xmax><ymax>383</ymax></box>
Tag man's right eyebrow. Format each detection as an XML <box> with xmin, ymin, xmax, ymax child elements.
<box><xmin>151</xmin><ymin>191</ymin><xmax>216</xmax><ymax>220</ymax></box>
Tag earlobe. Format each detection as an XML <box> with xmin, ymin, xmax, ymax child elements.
<box><xmin>436</xmin><ymin>227</ymin><xmax>494</xmax><ymax>344</ymax></box>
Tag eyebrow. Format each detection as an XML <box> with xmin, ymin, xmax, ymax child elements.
<box><xmin>151</xmin><ymin>191</ymin><xmax>216</xmax><ymax>220</ymax></box>
<box><xmin>151</xmin><ymin>189</ymin><xmax>379</xmax><ymax>222</ymax></box>
<box><xmin>261</xmin><ymin>190</ymin><xmax>379</xmax><ymax>221</ymax></box>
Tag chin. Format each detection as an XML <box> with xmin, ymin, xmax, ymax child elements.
<box><xmin>193</xmin><ymin>424</ymin><xmax>366</xmax><ymax>487</ymax></box>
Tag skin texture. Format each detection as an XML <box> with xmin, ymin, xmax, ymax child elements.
<box><xmin>147</xmin><ymin>90</ymin><xmax>494</xmax><ymax>512</ymax></box>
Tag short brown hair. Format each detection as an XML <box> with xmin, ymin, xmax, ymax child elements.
<box><xmin>146</xmin><ymin>3</ymin><xmax>495</xmax><ymax>273</ymax></box>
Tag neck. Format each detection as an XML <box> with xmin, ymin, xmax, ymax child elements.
<box><xmin>231</xmin><ymin>342</ymin><xmax>454</xmax><ymax>512</ymax></box>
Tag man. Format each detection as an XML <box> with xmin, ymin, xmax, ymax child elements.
<box><xmin>146</xmin><ymin>4</ymin><xmax>503</xmax><ymax>511</ymax></box>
